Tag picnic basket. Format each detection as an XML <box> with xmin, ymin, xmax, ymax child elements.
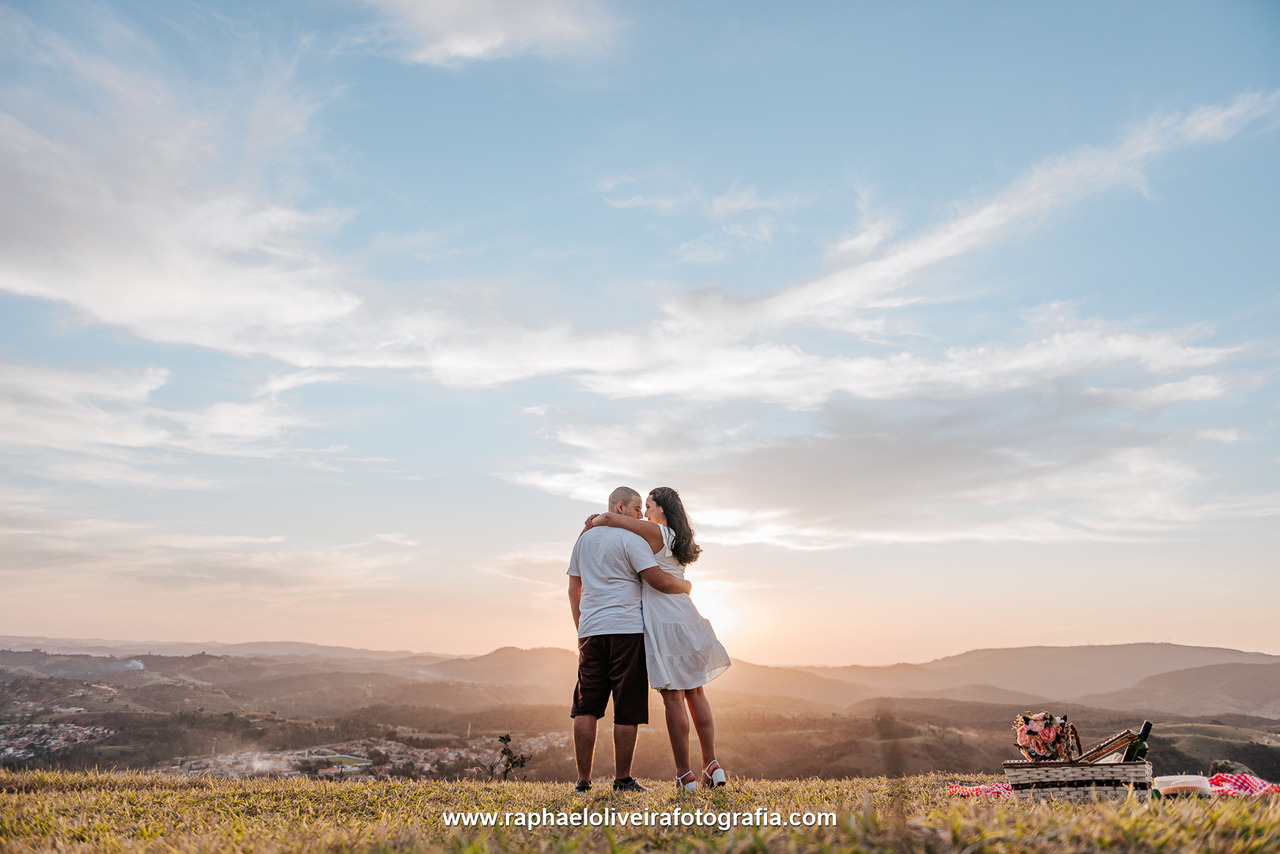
<box><xmin>1002</xmin><ymin>728</ymin><xmax>1153</xmax><ymax>802</ymax></box>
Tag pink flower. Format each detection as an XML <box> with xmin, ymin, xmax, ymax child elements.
<box><xmin>1017</xmin><ymin>729</ymin><xmax>1032</xmax><ymax>747</ymax></box>
<box><xmin>1029</xmin><ymin>737</ymin><xmax>1047</xmax><ymax>756</ymax></box>
<box><xmin>1026</xmin><ymin>721</ymin><xmax>1043</xmax><ymax>734</ymax></box>
<box><xmin>1040</xmin><ymin>724</ymin><xmax>1059</xmax><ymax>743</ymax></box>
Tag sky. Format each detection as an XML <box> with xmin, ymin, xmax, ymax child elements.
<box><xmin>2</xmin><ymin>0</ymin><xmax>1278</xmax><ymax>667</ymax></box>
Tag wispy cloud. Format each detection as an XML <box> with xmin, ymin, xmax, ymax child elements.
<box><xmin>358</xmin><ymin>0</ymin><xmax>625</xmax><ymax>67</ymax></box>
<box><xmin>827</xmin><ymin>191</ymin><xmax>898</xmax><ymax>260</ymax></box>
<box><xmin>0</xmin><ymin>360</ymin><xmax>342</xmax><ymax>489</ymax></box>
<box><xmin>0</xmin><ymin>10</ymin><xmax>359</xmax><ymax>357</ymax></box>
<box><xmin>709</xmin><ymin>184</ymin><xmax>796</xmax><ymax>218</ymax></box>
<box><xmin>675</xmin><ymin>219</ymin><xmax>775</xmax><ymax>265</ymax></box>
<box><xmin>605</xmin><ymin>194</ymin><xmax>689</xmax><ymax>212</ymax></box>
<box><xmin>0</xmin><ymin>488</ymin><xmax>418</xmax><ymax>597</ymax></box>
<box><xmin>659</xmin><ymin>91</ymin><xmax>1280</xmax><ymax>337</ymax></box>
<box><xmin>508</xmin><ymin>386</ymin><xmax>1264</xmax><ymax>548</ymax></box>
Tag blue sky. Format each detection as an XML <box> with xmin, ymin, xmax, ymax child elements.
<box><xmin>2</xmin><ymin>0</ymin><xmax>1278</xmax><ymax>665</ymax></box>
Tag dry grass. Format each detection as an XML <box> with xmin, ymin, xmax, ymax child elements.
<box><xmin>3</xmin><ymin>769</ymin><xmax>1279</xmax><ymax>852</ymax></box>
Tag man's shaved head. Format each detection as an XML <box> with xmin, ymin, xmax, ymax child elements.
<box><xmin>608</xmin><ymin>486</ymin><xmax>641</xmax><ymax>513</ymax></box>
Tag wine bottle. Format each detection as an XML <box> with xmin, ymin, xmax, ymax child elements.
<box><xmin>1123</xmin><ymin>721</ymin><xmax>1152</xmax><ymax>762</ymax></box>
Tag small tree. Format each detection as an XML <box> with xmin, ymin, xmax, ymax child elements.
<box><xmin>496</xmin><ymin>734</ymin><xmax>529</xmax><ymax>781</ymax></box>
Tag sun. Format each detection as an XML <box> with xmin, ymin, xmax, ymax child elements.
<box><xmin>689</xmin><ymin>580</ymin><xmax>750</xmax><ymax>652</ymax></box>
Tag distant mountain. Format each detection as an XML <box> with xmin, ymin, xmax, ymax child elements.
<box><xmin>800</xmin><ymin>662</ymin><xmax>967</xmax><ymax>694</ymax></box>
<box><xmin>416</xmin><ymin>647</ymin><xmax>577</xmax><ymax>686</ymax></box>
<box><xmin>414</xmin><ymin>648</ymin><xmax>873</xmax><ymax>709</ymax></box>
<box><xmin>1077</xmin><ymin>662</ymin><xmax>1280</xmax><ymax>718</ymax></box>
<box><xmin>713</xmin><ymin>661</ymin><xmax>870</xmax><ymax>708</ymax></box>
<box><xmin>891</xmin><ymin>684</ymin><xmax>1052</xmax><ymax>705</ymax></box>
<box><xmin>0</xmin><ymin>635</ymin><xmax>454</xmax><ymax>662</ymax></box>
<box><xmin>808</xmin><ymin>643</ymin><xmax>1280</xmax><ymax>702</ymax></box>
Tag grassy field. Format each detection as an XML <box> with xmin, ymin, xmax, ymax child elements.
<box><xmin>3</xmin><ymin>770</ymin><xmax>1279</xmax><ymax>853</ymax></box>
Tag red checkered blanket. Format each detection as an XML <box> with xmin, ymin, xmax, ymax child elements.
<box><xmin>1208</xmin><ymin>773</ymin><xmax>1280</xmax><ymax>796</ymax></box>
<box><xmin>948</xmin><ymin>783</ymin><xmax>1012</xmax><ymax>798</ymax></box>
<box><xmin>949</xmin><ymin>773</ymin><xmax>1280</xmax><ymax>798</ymax></box>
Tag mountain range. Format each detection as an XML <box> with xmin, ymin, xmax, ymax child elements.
<box><xmin>4</xmin><ymin>636</ymin><xmax>1278</xmax><ymax>719</ymax></box>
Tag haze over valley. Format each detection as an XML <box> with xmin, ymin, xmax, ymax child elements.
<box><xmin>4</xmin><ymin>637</ymin><xmax>1278</xmax><ymax>782</ymax></box>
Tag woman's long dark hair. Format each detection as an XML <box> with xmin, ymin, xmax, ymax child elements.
<box><xmin>649</xmin><ymin>486</ymin><xmax>701</xmax><ymax>565</ymax></box>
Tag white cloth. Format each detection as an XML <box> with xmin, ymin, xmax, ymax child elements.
<box><xmin>642</xmin><ymin>525</ymin><xmax>731</xmax><ymax>690</ymax></box>
<box><xmin>567</xmin><ymin>526</ymin><xmax>659</xmax><ymax>638</ymax></box>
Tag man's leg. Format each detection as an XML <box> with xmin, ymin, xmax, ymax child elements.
<box><xmin>609</xmin><ymin>634</ymin><xmax>649</xmax><ymax>783</ymax></box>
<box><xmin>570</xmin><ymin>636</ymin><xmax>610</xmax><ymax>786</ymax></box>
<box><xmin>573</xmin><ymin>714</ymin><xmax>597</xmax><ymax>782</ymax></box>
<box><xmin>661</xmin><ymin>689</ymin><xmax>691</xmax><ymax>776</ymax></box>
<box><xmin>613</xmin><ymin>723</ymin><xmax>638</xmax><ymax>780</ymax></box>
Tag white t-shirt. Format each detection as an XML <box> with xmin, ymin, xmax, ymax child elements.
<box><xmin>567</xmin><ymin>526</ymin><xmax>660</xmax><ymax>638</ymax></box>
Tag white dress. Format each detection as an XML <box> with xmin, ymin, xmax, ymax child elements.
<box><xmin>641</xmin><ymin>525</ymin><xmax>731</xmax><ymax>690</ymax></box>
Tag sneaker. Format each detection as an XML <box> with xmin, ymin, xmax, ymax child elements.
<box><xmin>574</xmin><ymin>780</ymin><xmax>592</xmax><ymax>793</ymax></box>
<box><xmin>612</xmin><ymin>777</ymin><xmax>646</xmax><ymax>792</ymax></box>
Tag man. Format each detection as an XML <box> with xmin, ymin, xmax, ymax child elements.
<box><xmin>567</xmin><ymin>485</ymin><xmax>692</xmax><ymax>793</ymax></box>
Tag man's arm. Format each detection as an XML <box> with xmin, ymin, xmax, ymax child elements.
<box><xmin>568</xmin><ymin>575</ymin><xmax>582</xmax><ymax>630</ymax></box>
<box><xmin>639</xmin><ymin>566</ymin><xmax>691</xmax><ymax>595</ymax></box>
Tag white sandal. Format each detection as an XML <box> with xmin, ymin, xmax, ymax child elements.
<box><xmin>676</xmin><ymin>769</ymin><xmax>697</xmax><ymax>792</ymax></box>
<box><xmin>702</xmin><ymin>759</ymin><xmax>726</xmax><ymax>787</ymax></box>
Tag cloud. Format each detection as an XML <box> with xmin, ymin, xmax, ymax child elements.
<box><xmin>256</xmin><ymin>370</ymin><xmax>348</xmax><ymax>398</ymax></box>
<box><xmin>659</xmin><ymin>91</ymin><xmax>1280</xmax><ymax>337</ymax></box>
<box><xmin>373</xmin><ymin>533</ymin><xmax>420</xmax><ymax>546</ymax></box>
<box><xmin>828</xmin><ymin>216</ymin><xmax>896</xmax><ymax>259</ymax></box>
<box><xmin>0</xmin><ymin>112</ymin><xmax>360</xmax><ymax>352</ymax></box>
<box><xmin>476</xmin><ymin>542</ymin><xmax>568</xmax><ymax>586</ymax></box>
<box><xmin>827</xmin><ymin>192</ymin><xmax>898</xmax><ymax>260</ymax></box>
<box><xmin>709</xmin><ymin>185</ymin><xmax>795</xmax><ymax>218</ymax></box>
<box><xmin>0</xmin><ymin>9</ymin><xmax>361</xmax><ymax>360</ymax></box>
<box><xmin>0</xmin><ymin>359</ymin><xmax>345</xmax><ymax>490</ymax></box>
<box><xmin>674</xmin><ymin>234</ymin><xmax>729</xmax><ymax>264</ymax></box>
<box><xmin>605</xmin><ymin>194</ymin><xmax>689</xmax><ymax>212</ymax></box>
<box><xmin>555</xmin><ymin>313</ymin><xmax>1238</xmax><ymax>411</ymax></box>
<box><xmin>142</xmin><ymin>534</ymin><xmax>289</xmax><ymax>550</ymax></box>
<box><xmin>0</xmin><ymin>489</ymin><xmax>420</xmax><ymax>597</ymax></box>
<box><xmin>675</xmin><ymin>219</ymin><xmax>775</xmax><ymax>265</ymax></box>
<box><xmin>359</xmin><ymin>0</ymin><xmax>625</xmax><ymax>67</ymax></box>
<box><xmin>1088</xmin><ymin>375</ymin><xmax>1232</xmax><ymax>411</ymax></box>
<box><xmin>0</xmin><ymin>362</ymin><xmax>171</xmax><ymax>452</ymax></box>
<box><xmin>508</xmin><ymin>386</ymin><xmax>1265</xmax><ymax>548</ymax></box>
<box><xmin>504</xmin><ymin>295</ymin><xmax>1255</xmax><ymax>547</ymax></box>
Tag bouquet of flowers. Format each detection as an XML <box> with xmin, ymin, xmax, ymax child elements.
<box><xmin>1013</xmin><ymin>711</ymin><xmax>1080</xmax><ymax>761</ymax></box>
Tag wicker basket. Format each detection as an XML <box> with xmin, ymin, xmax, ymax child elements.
<box><xmin>1002</xmin><ymin>759</ymin><xmax>1153</xmax><ymax>802</ymax></box>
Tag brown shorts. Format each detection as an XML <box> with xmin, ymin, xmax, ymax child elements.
<box><xmin>570</xmin><ymin>633</ymin><xmax>649</xmax><ymax>726</ymax></box>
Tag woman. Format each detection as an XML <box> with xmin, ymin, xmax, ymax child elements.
<box><xmin>587</xmin><ymin>486</ymin><xmax>731</xmax><ymax>790</ymax></box>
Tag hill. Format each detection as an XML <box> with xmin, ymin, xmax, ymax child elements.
<box><xmin>416</xmin><ymin>647</ymin><xmax>576</xmax><ymax>686</ymax></box>
<box><xmin>406</xmin><ymin>643</ymin><xmax>1280</xmax><ymax>718</ymax></box>
<box><xmin>1078</xmin><ymin>662</ymin><xmax>1280</xmax><ymax>718</ymax></box>
<box><xmin>806</xmin><ymin>643</ymin><xmax>1280</xmax><ymax>701</ymax></box>
<box><xmin>0</xmin><ymin>635</ymin><xmax>454</xmax><ymax>662</ymax></box>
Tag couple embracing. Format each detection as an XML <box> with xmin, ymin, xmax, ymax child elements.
<box><xmin>567</xmin><ymin>485</ymin><xmax>731</xmax><ymax>793</ymax></box>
